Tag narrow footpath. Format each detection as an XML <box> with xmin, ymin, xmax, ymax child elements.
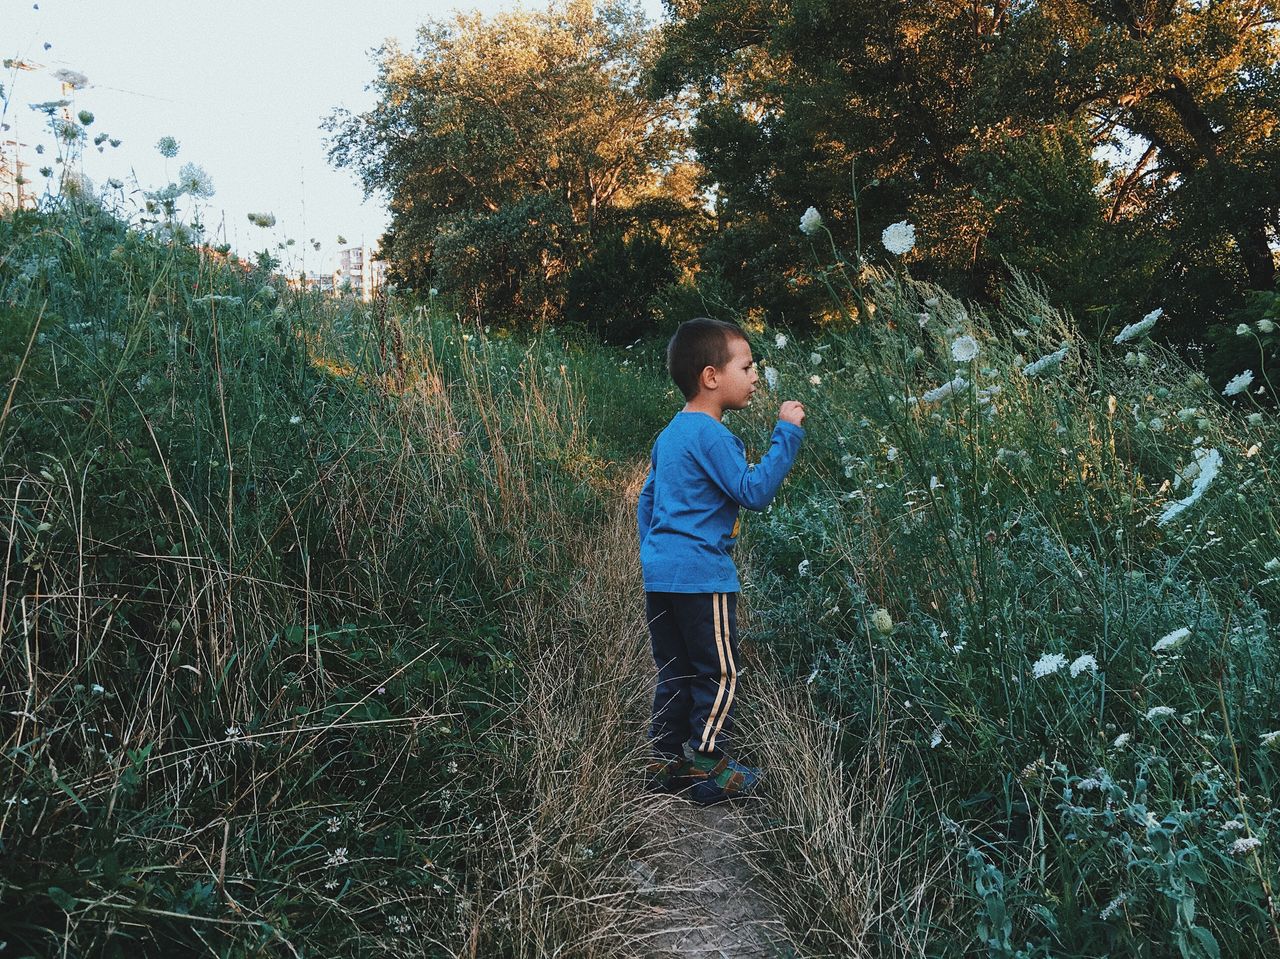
<box><xmin>626</xmin><ymin>798</ymin><xmax>795</xmax><ymax>958</ymax></box>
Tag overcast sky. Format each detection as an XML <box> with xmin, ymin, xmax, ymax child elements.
<box><xmin>2</xmin><ymin>0</ymin><xmax>665</xmax><ymax>274</ymax></box>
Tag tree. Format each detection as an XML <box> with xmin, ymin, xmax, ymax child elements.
<box><xmin>325</xmin><ymin>0</ymin><xmax>701</xmax><ymax>329</ymax></box>
<box><xmin>651</xmin><ymin>0</ymin><xmax>1280</xmax><ymax>340</ymax></box>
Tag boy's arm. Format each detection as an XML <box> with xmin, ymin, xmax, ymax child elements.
<box><xmin>702</xmin><ymin>421</ymin><xmax>805</xmax><ymax>511</ymax></box>
<box><xmin>636</xmin><ymin>464</ymin><xmax>655</xmax><ymax>545</ymax></box>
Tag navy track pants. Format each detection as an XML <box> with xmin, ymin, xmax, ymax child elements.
<box><xmin>645</xmin><ymin>591</ymin><xmax>739</xmax><ymax>761</ymax></box>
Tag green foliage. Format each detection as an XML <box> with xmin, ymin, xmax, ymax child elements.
<box><xmin>563</xmin><ymin>229</ymin><xmax>676</xmax><ymax>343</ymax></box>
<box><xmin>0</xmin><ymin>199</ymin><xmax>645</xmax><ymax>956</ymax></box>
<box><xmin>653</xmin><ymin>0</ymin><xmax>1280</xmax><ymax>342</ymax></box>
<box><xmin>724</xmin><ymin>247</ymin><xmax>1280</xmax><ymax>952</ymax></box>
<box><xmin>325</xmin><ymin>0</ymin><xmax>699</xmax><ymax>330</ymax></box>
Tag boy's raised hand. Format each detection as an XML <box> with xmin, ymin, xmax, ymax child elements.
<box><xmin>779</xmin><ymin>400</ymin><xmax>806</xmax><ymax>427</ymax></box>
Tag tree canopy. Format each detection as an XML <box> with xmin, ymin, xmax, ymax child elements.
<box><xmin>652</xmin><ymin>0</ymin><xmax>1280</xmax><ymax>342</ymax></box>
<box><xmin>326</xmin><ymin>0</ymin><xmax>704</xmax><ymax>330</ymax></box>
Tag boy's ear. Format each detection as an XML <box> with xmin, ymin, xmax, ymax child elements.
<box><xmin>699</xmin><ymin>364</ymin><xmax>719</xmax><ymax>391</ymax></box>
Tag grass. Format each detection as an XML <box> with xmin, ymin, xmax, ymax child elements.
<box><xmin>5</xmin><ymin>183</ymin><xmax>1280</xmax><ymax>959</ymax></box>
<box><xmin>0</xmin><ymin>197</ymin><xmax>675</xmax><ymax>957</ymax></box>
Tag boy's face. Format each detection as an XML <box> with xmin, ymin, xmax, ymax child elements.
<box><xmin>710</xmin><ymin>335</ymin><xmax>758</xmax><ymax>410</ymax></box>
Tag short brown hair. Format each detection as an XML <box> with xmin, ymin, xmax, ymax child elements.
<box><xmin>666</xmin><ymin>317</ymin><xmax>748</xmax><ymax>401</ymax></box>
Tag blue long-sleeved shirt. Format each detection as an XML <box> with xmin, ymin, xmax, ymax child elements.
<box><xmin>637</xmin><ymin>411</ymin><xmax>805</xmax><ymax>593</ymax></box>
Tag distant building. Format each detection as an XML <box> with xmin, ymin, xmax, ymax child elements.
<box><xmin>288</xmin><ymin>271</ymin><xmax>336</xmax><ymax>295</ymax></box>
<box><xmin>334</xmin><ymin>245</ymin><xmax>388</xmax><ymax>301</ymax></box>
<box><xmin>0</xmin><ymin>137</ymin><xmax>36</xmax><ymax>212</ymax></box>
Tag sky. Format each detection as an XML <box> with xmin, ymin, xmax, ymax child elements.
<box><xmin>2</xmin><ymin>0</ymin><xmax>666</xmax><ymax>276</ymax></box>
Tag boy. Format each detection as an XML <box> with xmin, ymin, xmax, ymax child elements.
<box><xmin>637</xmin><ymin>317</ymin><xmax>805</xmax><ymax>806</ymax></box>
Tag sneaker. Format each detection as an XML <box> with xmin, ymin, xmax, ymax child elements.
<box><xmin>682</xmin><ymin>748</ymin><xmax>763</xmax><ymax>805</ymax></box>
<box><xmin>645</xmin><ymin>755</ymin><xmax>697</xmax><ymax>794</ymax></box>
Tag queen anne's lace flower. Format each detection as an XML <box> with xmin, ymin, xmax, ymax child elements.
<box><xmin>1153</xmin><ymin>627</ymin><xmax>1190</xmax><ymax>653</ymax></box>
<box><xmin>1070</xmin><ymin>654</ymin><xmax>1098</xmax><ymax>677</ymax></box>
<box><xmin>1032</xmin><ymin>653</ymin><xmax>1068</xmax><ymax>678</ymax></box>
<box><xmin>1099</xmin><ymin>893</ymin><xmax>1128</xmax><ymax>920</ymax></box>
<box><xmin>1229</xmin><ymin>836</ymin><xmax>1262</xmax><ymax>856</ymax></box>
<box><xmin>950</xmin><ymin>335</ymin><xmax>979</xmax><ymax>363</ymax></box>
<box><xmin>1114</xmin><ymin>308</ymin><xmax>1162</xmax><ymax>344</ymax></box>
<box><xmin>1024</xmin><ymin>345</ymin><xmax>1071</xmax><ymax>377</ymax></box>
<box><xmin>799</xmin><ymin>207</ymin><xmax>823</xmax><ymax>236</ymax></box>
<box><xmin>1145</xmin><ymin>706</ymin><xmax>1177</xmax><ymax>722</ymax></box>
<box><xmin>1223</xmin><ymin>370</ymin><xmax>1254</xmax><ymax>396</ymax></box>
<box><xmin>1159</xmin><ymin>448</ymin><xmax>1221</xmax><ymax>526</ymax></box>
<box><xmin>53</xmin><ymin>68</ymin><xmax>90</xmax><ymax>89</ymax></box>
<box><xmin>881</xmin><ymin>220</ymin><xmax>916</xmax><ymax>255</ymax></box>
<box><xmin>922</xmin><ymin>375</ymin><xmax>968</xmax><ymax>403</ymax></box>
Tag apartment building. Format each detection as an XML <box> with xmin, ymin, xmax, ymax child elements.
<box><xmin>334</xmin><ymin>245</ymin><xmax>388</xmax><ymax>302</ymax></box>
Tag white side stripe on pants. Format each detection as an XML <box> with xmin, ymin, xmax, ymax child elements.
<box><xmin>699</xmin><ymin>592</ymin><xmax>736</xmax><ymax>753</ymax></box>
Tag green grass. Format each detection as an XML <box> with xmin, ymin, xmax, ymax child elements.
<box><xmin>0</xmin><ymin>199</ymin><xmax>657</xmax><ymax>957</ymax></box>
<box><xmin>720</xmin><ymin>261</ymin><xmax>1280</xmax><ymax>956</ymax></box>
<box><xmin>5</xmin><ymin>187</ymin><xmax>1280</xmax><ymax>958</ymax></box>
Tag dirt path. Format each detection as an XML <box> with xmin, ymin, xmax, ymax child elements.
<box><xmin>626</xmin><ymin>794</ymin><xmax>796</xmax><ymax>958</ymax></box>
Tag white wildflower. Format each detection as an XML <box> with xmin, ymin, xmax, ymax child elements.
<box><xmin>326</xmin><ymin>847</ymin><xmax>350</xmax><ymax>867</ymax></box>
<box><xmin>882</xmin><ymin>220</ymin><xmax>916</xmax><ymax>255</ymax></box>
<box><xmin>1114</xmin><ymin>308</ymin><xmax>1162</xmax><ymax>344</ymax></box>
<box><xmin>1152</xmin><ymin>627</ymin><xmax>1190</xmax><ymax>654</ymax></box>
<box><xmin>885</xmin><ymin>447</ymin><xmax>898</xmax><ymax>462</ymax></box>
<box><xmin>775</xmin><ymin>332</ymin><xmax>788</xmax><ymax>349</ymax></box>
<box><xmin>1223</xmin><ymin>820</ymin><xmax>1246</xmax><ymax>831</ymax></box>
<box><xmin>797</xmin><ymin>559</ymin><xmax>811</xmax><ymax>577</ymax></box>
<box><xmin>1158</xmin><ymin>447</ymin><xmax>1221</xmax><ymax>526</ymax></box>
<box><xmin>1145</xmin><ymin>706</ymin><xmax>1177</xmax><ymax>722</ymax></box>
<box><xmin>1023</xmin><ymin>345</ymin><xmax>1071</xmax><ymax>377</ymax></box>
<box><xmin>1032</xmin><ymin>653</ymin><xmax>1068</xmax><ymax>678</ymax></box>
<box><xmin>870</xmin><ymin>608</ymin><xmax>893</xmax><ymax>634</ymax></box>
<box><xmin>1260</xmin><ymin>730</ymin><xmax>1280</xmax><ymax>748</ymax></box>
<box><xmin>799</xmin><ymin>206</ymin><xmax>823</xmax><ymax>236</ymax></box>
<box><xmin>763</xmin><ymin>365</ymin><xmax>779</xmax><ymax>390</ymax></box>
<box><xmin>1258</xmin><ymin>319</ymin><xmax>1276</xmax><ymax>333</ymax></box>
<box><xmin>91</xmin><ymin>683</ymin><xmax>105</xmax><ymax>695</ymax></box>
<box><xmin>1237</xmin><ymin>323</ymin><xmax>1252</xmax><ymax>336</ymax></box>
<box><xmin>1069</xmin><ymin>654</ymin><xmax>1098</xmax><ymax>677</ymax></box>
<box><xmin>950</xmin><ymin>335</ymin><xmax>979</xmax><ymax>363</ymax></box>
<box><xmin>1223</xmin><ymin>370</ymin><xmax>1254</xmax><ymax>397</ymax></box>
<box><xmin>225</xmin><ymin>725</ymin><xmax>242</xmax><ymax>740</ymax></box>
<box><xmin>922</xmin><ymin>375</ymin><xmax>968</xmax><ymax>403</ymax></box>
<box><xmin>327</xmin><ymin>817</ymin><xmax>341</xmax><ymax>833</ymax></box>
<box><xmin>930</xmin><ymin>726</ymin><xmax>945</xmax><ymax>748</ymax></box>
<box><xmin>1099</xmin><ymin>893</ymin><xmax>1128</xmax><ymax>920</ymax></box>
<box><xmin>53</xmin><ymin>68</ymin><xmax>90</xmax><ymax>90</ymax></box>
<box><xmin>289</xmin><ymin>415</ymin><xmax>302</xmax><ymax>425</ymax></box>
<box><xmin>1012</xmin><ymin>328</ymin><xmax>1029</xmax><ymax>338</ymax></box>
<box><xmin>1229</xmin><ymin>836</ymin><xmax>1262</xmax><ymax>856</ymax></box>
<box><xmin>1111</xmin><ymin>732</ymin><xmax>1132</xmax><ymax>749</ymax></box>
<box><xmin>924</xmin><ymin>297</ymin><xmax>940</xmax><ymax>308</ymax></box>
<box><xmin>809</xmin><ymin>374</ymin><xmax>822</xmax><ymax>386</ymax></box>
<box><xmin>1266</xmin><ymin>559</ymin><xmax>1280</xmax><ymax>573</ymax></box>
<box><xmin>429</xmin><ymin>287</ymin><xmax>439</xmax><ymax>296</ymax></box>
<box><xmin>810</xmin><ymin>352</ymin><xmax>823</xmax><ymax>365</ymax></box>
<box><xmin>1248</xmin><ymin>412</ymin><xmax>1264</xmax><ymax>425</ymax></box>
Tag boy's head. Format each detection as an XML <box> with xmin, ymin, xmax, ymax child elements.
<box><xmin>667</xmin><ymin>317</ymin><xmax>753</xmax><ymax>402</ymax></box>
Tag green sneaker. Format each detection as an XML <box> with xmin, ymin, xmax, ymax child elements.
<box><xmin>645</xmin><ymin>755</ymin><xmax>697</xmax><ymax>794</ymax></box>
<box><xmin>682</xmin><ymin>747</ymin><xmax>763</xmax><ymax>805</ymax></box>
